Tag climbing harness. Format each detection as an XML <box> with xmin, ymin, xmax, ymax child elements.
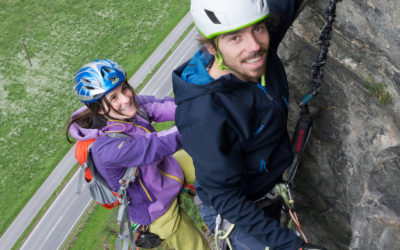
<box><xmin>212</xmin><ymin>188</ymin><xmax>281</xmax><ymax>250</ymax></box>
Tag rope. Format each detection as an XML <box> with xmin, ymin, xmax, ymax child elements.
<box><xmin>289</xmin><ymin>209</ymin><xmax>309</xmax><ymax>243</ymax></box>
<box><xmin>275</xmin><ymin>183</ymin><xmax>309</xmax><ymax>242</ymax></box>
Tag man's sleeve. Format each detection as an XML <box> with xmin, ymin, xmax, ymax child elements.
<box><xmin>268</xmin><ymin>0</ymin><xmax>304</xmax><ymax>48</ymax></box>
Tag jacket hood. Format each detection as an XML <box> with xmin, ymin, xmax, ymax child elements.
<box><xmin>69</xmin><ymin>106</ymin><xmax>104</xmax><ymax>141</ymax></box>
<box><xmin>172</xmin><ymin>48</ymin><xmax>247</xmax><ymax>105</ymax></box>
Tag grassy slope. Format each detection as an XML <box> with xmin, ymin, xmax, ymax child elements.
<box><xmin>0</xmin><ymin>0</ymin><xmax>189</xmax><ymax>236</ymax></box>
<box><xmin>65</xmin><ymin>195</ymin><xmax>203</xmax><ymax>250</ymax></box>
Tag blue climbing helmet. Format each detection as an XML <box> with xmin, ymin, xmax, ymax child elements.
<box><xmin>73</xmin><ymin>59</ymin><xmax>126</xmax><ymax>103</ymax></box>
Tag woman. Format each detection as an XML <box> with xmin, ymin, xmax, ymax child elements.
<box><xmin>66</xmin><ymin>59</ymin><xmax>209</xmax><ymax>250</ymax></box>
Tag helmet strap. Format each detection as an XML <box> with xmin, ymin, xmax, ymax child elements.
<box><xmin>261</xmin><ymin>74</ymin><xmax>266</xmax><ymax>87</ymax></box>
<box><xmin>214</xmin><ymin>36</ymin><xmax>232</xmax><ymax>71</ymax></box>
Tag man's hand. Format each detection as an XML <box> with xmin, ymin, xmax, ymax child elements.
<box><xmin>299</xmin><ymin>242</ymin><xmax>327</xmax><ymax>250</ymax></box>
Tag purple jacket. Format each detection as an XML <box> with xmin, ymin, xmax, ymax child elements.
<box><xmin>69</xmin><ymin>96</ymin><xmax>184</xmax><ymax>225</ymax></box>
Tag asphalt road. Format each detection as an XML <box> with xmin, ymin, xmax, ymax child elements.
<box><xmin>0</xmin><ymin>12</ymin><xmax>199</xmax><ymax>250</ymax></box>
<box><xmin>140</xmin><ymin>28</ymin><xmax>199</xmax><ymax>97</ymax></box>
<box><xmin>128</xmin><ymin>12</ymin><xmax>194</xmax><ymax>89</ymax></box>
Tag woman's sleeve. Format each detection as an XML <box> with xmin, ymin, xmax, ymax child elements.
<box><xmin>136</xmin><ymin>95</ymin><xmax>176</xmax><ymax>122</ymax></box>
<box><xmin>92</xmin><ymin>126</ymin><xmax>182</xmax><ymax>168</ymax></box>
<box><xmin>268</xmin><ymin>0</ymin><xmax>304</xmax><ymax>48</ymax></box>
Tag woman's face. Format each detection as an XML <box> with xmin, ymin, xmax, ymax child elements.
<box><xmin>100</xmin><ymin>82</ymin><xmax>136</xmax><ymax>120</ymax></box>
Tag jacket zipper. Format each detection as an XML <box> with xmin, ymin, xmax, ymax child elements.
<box><xmin>138</xmin><ymin>177</ymin><xmax>153</xmax><ymax>202</ymax></box>
<box><xmin>159</xmin><ymin>170</ymin><xmax>184</xmax><ymax>185</ymax></box>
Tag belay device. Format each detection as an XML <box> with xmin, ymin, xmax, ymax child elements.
<box><xmin>280</xmin><ymin>0</ymin><xmax>343</xmax><ymax>243</ymax></box>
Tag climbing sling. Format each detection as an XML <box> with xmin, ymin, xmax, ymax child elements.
<box><xmin>287</xmin><ymin>0</ymin><xmax>343</xmax><ymax>184</ymax></box>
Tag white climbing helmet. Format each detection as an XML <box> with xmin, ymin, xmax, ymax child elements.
<box><xmin>190</xmin><ymin>0</ymin><xmax>270</xmax><ymax>39</ymax></box>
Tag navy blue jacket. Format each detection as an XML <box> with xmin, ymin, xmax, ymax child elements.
<box><xmin>173</xmin><ymin>0</ymin><xmax>303</xmax><ymax>248</ymax></box>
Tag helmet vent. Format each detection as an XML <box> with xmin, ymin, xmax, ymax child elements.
<box><xmin>93</xmin><ymin>93</ymin><xmax>102</xmax><ymax>99</ymax></box>
<box><xmin>82</xmin><ymin>78</ymin><xmax>91</xmax><ymax>84</ymax></box>
<box><xmin>259</xmin><ymin>0</ymin><xmax>267</xmax><ymax>12</ymax></box>
<box><xmin>204</xmin><ymin>9</ymin><xmax>221</xmax><ymax>24</ymax></box>
<box><xmin>101</xmin><ymin>67</ymin><xmax>111</xmax><ymax>78</ymax></box>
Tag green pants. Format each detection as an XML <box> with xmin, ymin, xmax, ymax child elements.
<box><xmin>148</xmin><ymin>150</ymin><xmax>210</xmax><ymax>250</ymax></box>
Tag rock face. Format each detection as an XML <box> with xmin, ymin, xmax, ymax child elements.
<box><xmin>278</xmin><ymin>0</ymin><xmax>400</xmax><ymax>249</ymax></box>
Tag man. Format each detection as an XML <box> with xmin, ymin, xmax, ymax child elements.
<box><xmin>173</xmin><ymin>0</ymin><xmax>325</xmax><ymax>249</ymax></box>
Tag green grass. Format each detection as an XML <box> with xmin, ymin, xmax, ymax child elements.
<box><xmin>63</xmin><ymin>195</ymin><xmax>201</xmax><ymax>250</ymax></box>
<box><xmin>0</xmin><ymin>0</ymin><xmax>190</xmax><ymax>236</ymax></box>
<box><xmin>63</xmin><ymin>203</ymin><xmax>119</xmax><ymax>250</ymax></box>
<box><xmin>365</xmin><ymin>74</ymin><xmax>392</xmax><ymax>105</ymax></box>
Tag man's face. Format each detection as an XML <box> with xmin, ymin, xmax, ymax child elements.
<box><xmin>215</xmin><ymin>21</ymin><xmax>270</xmax><ymax>82</ymax></box>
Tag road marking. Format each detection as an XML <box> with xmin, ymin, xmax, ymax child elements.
<box><xmin>58</xmin><ymin>199</ymin><xmax>92</xmax><ymax>250</ymax></box>
<box><xmin>44</xmin><ymin>216</ymin><xmax>64</xmax><ymax>242</ymax></box>
<box><xmin>20</xmin><ymin>169</ymin><xmax>81</xmax><ymax>249</ymax></box>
